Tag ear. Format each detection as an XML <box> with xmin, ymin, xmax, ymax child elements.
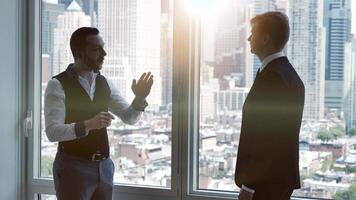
<box><xmin>263</xmin><ymin>35</ymin><xmax>269</xmax><ymax>43</ymax></box>
<box><xmin>263</xmin><ymin>34</ymin><xmax>272</xmax><ymax>46</ymax></box>
<box><xmin>77</xmin><ymin>50</ymin><xmax>85</xmax><ymax>59</ymax></box>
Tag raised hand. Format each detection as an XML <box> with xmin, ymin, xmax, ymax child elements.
<box><xmin>131</xmin><ymin>72</ymin><xmax>154</xmax><ymax>99</ymax></box>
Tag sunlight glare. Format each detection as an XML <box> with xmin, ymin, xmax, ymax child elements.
<box><xmin>185</xmin><ymin>0</ymin><xmax>227</xmax><ymax>15</ymax></box>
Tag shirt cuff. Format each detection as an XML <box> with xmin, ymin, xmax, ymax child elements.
<box><xmin>74</xmin><ymin>121</ymin><xmax>87</xmax><ymax>138</ymax></box>
<box><xmin>242</xmin><ymin>185</ymin><xmax>255</xmax><ymax>194</ymax></box>
<box><xmin>131</xmin><ymin>97</ymin><xmax>148</xmax><ymax>111</ymax></box>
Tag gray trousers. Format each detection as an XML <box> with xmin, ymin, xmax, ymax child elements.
<box><xmin>53</xmin><ymin>152</ymin><xmax>115</xmax><ymax>200</ymax></box>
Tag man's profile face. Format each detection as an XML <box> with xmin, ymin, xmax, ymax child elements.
<box><xmin>248</xmin><ymin>23</ymin><xmax>265</xmax><ymax>56</ymax></box>
<box><xmin>81</xmin><ymin>34</ymin><xmax>107</xmax><ymax>71</ymax></box>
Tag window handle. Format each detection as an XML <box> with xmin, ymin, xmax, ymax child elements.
<box><xmin>23</xmin><ymin>110</ymin><xmax>33</xmax><ymax>137</ymax></box>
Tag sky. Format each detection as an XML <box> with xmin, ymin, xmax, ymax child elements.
<box><xmin>43</xmin><ymin>0</ymin><xmax>356</xmax><ymax>34</ymax></box>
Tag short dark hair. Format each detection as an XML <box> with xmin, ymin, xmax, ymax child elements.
<box><xmin>251</xmin><ymin>11</ymin><xmax>290</xmax><ymax>50</ymax></box>
<box><xmin>70</xmin><ymin>27</ymin><xmax>99</xmax><ymax>59</ymax></box>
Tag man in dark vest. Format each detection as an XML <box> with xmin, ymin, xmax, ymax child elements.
<box><xmin>235</xmin><ymin>12</ymin><xmax>305</xmax><ymax>200</ymax></box>
<box><xmin>44</xmin><ymin>27</ymin><xmax>153</xmax><ymax>200</ymax></box>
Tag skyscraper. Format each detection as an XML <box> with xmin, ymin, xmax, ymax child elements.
<box><xmin>252</xmin><ymin>0</ymin><xmax>277</xmax><ymax>15</ymax></box>
<box><xmin>200</xmin><ymin>64</ymin><xmax>219</xmax><ymax>123</ymax></box>
<box><xmin>82</xmin><ymin>0</ymin><xmax>97</xmax><ymax>16</ymax></box>
<box><xmin>323</xmin><ymin>0</ymin><xmax>352</xmax><ymax>112</ymax></box>
<box><xmin>200</xmin><ymin>14</ymin><xmax>218</xmax><ymax>64</ymax></box>
<box><xmin>200</xmin><ymin>85</ymin><xmax>216</xmax><ymax>123</ymax></box>
<box><xmin>288</xmin><ymin>0</ymin><xmax>325</xmax><ymax>120</ymax></box>
<box><xmin>42</xmin><ymin>1</ymin><xmax>65</xmax><ymax>84</ymax></box>
<box><xmin>59</xmin><ymin>0</ymin><xmax>98</xmax><ymax>26</ymax></box>
<box><xmin>97</xmin><ymin>0</ymin><xmax>162</xmax><ymax>107</ymax></box>
<box><xmin>42</xmin><ymin>1</ymin><xmax>65</xmax><ymax>55</ymax></box>
<box><xmin>213</xmin><ymin>26</ymin><xmax>240</xmax><ymax>79</ymax></box>
<box><xmin>82</xmin><ymin>0</ymin><xmax>98</xmax><ymax>26</ymax></box>
<box><xmin>101</xmin><ymin>57</ymin><xmax>133</xmax><ymax>102</ymax></box>
<box><xmin>215</xmin><ymin>87</ymin><xmax>249</xmax><ymax>115</ymax></box>
<box><xmin>52</xmin><ymin>0</ymin><xmax>91</xmax><ymax>75</ymax></box>
<box><xmin>160</xmin><ymin>0</ymin><xmax>173</xmax><ymax>106</ymax></box>
<box><xmin>58</xmin><ymin>0</ymin><xmax>73</xmax><ymax>8</ymax></box>
<box><xmin>275</xmin><ymin>0</ymin><xmax>289</xmax><ymax>13</ymax></box>
<box><xmin>344</xmin><ymin>37</ymin><xmax>356</xmax><ymax>130</ymax></box>
<box><xmin>209</xmin><ymin>0</ymin><xmax>252</xmax><ymax>87</ymax></box>
<box><xmin>41</xmin><ymin>1</ymin><xmax>65</xmax><ymax>54</ymax></box>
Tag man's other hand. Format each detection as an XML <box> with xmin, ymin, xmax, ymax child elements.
<box><xmin>131</xmin><ymin>72</ymin><xmax>154</xmax><ymax>100</ymax></box>
<box><xmin>85</xmin><ymin>112</ymin><xmax>115</xmax><ymax>131</ymax></box>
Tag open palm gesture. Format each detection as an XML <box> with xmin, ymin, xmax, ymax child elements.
<box><xmin>131</xmin><ymin>72</ymin><xmax>154</xmax><ymax>99</ymax></box>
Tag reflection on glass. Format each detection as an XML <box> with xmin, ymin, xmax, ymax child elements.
<box><xmin>38</xmin><ymin>194</ymin><xmax>56</xmax><ymax>200</ymax></box>
<box><xmin>198</xmin><ymin>0</ymin><xmax>356</xmax><ymax>199</ymax></box>
<box><xmin>40</xmin><ymin>0</ymin><xmax>173</xmax><ymax>188</ymax></box>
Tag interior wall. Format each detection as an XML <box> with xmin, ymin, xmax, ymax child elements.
<box><xmin>0</xmin><ymin>0</ymin><xmax>21</xmax><ymax>199</ymax></box>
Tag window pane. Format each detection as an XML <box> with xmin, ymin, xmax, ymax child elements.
<box><xmin>37</xmin><ymin>194</ymin><xmax>56</xmax><ymax>200</ymax></box>
<box><xmin>198</xmin><ymin>0</ymin><xmax>356</xmax><ymax>199</ymax></box>
<box><xmin>40</xmin><ymin>0</ymin><xmax>173</xmax><ymax>188</ymax></box>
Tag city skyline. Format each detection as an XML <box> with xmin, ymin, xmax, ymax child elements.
<box><xmin>40</xmin><ymin>0</ymin><xmax>356</xmax><ymax>198</ymax></box>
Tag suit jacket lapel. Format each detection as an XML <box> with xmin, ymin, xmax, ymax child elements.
<box><xmin>247</xmin><ymin>57</ymin><xmax>282</xmax><ymax>100</ymax></box>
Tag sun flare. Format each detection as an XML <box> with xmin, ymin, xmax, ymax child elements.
<box><xmin>185</xmin><ymin>0</ymin><xmax>227</xmax><ymax>15</ymax></box>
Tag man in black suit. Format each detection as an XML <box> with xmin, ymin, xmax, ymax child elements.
<box><xmin>235</xmin><ymin>12</ymin><xmax>305</xmax><ymax>200</ymax></box>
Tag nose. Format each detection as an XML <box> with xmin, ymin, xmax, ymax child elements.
<box><xmin>102</xmin><ymin>49</ymin><xmax>107</xmax><ymax>56</ymax></box>
<box><xmin>248</xmin><ymin>35</ymin><xmax>251</xmax><ymax>42</ymax></box>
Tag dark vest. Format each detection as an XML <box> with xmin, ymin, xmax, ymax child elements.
<box><xmin>54</xmin><ymin>67</ymin><xmax>111</xmax><ymax>159</ymax></box>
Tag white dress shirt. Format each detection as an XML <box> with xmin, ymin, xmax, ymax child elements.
<box><xmin>259</xmin><ymin>51</ymin><xmax>285</xmax><ymax>73</ymax></box>
<box><xmin>44</xmin><ymin>71</ymin><xmax>142</xmax><ymax>142</ymax></box>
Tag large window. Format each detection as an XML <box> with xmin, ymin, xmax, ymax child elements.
<box><xmin>27</xmin><ymin>0</ymin><xmax>356</xmax><ymax>200</ymax></box>
<box><xmin>197</xmin><ymin>0</ymin><xmax>356</xmax><ymax>199</ymax></box>
<box><xmin>40</xmin><ymin>0</ymin><xmax>173</xmax><ymax>188</ymax></box>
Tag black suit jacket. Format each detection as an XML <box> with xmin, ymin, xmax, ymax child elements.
<box><xmin>235</xmin><ymin>56</ymin><xmax>305</xmax><ymax>190</ymax></box>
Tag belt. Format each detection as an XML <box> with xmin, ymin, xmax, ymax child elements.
<box><xmin>90</xmin><ymin>152</ymin><xmax>107</xmax><ymax>161</ymax></box>
<box><xmin>58</xmin><ymin>146</ymin><xmax>108</xmax><ymax>162</ymax></box>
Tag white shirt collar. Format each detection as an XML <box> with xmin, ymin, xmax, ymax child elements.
<box><xmin>260</xmin><ymin>51</ymin><xmax>285</xmax><ymax>72</ymax></box>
